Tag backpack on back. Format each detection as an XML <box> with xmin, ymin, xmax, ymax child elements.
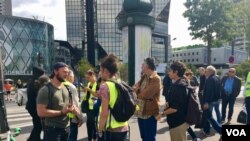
<box><xmin>185</xmin><ymin>86</ymin><xmax>202</xmax><ymax>125</ymax></box>
<box><xmin>109</xmin><ymin>80</ymin><xmax>137</xmax><ymax>122</ymax></box>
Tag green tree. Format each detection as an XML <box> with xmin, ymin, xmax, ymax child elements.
<box><xmin>183</xmin><ymin>0</ymin><xmax>234</xmax><ymax>65</ymax></box>
<box><xmin>186</xmin><ymin>64</ymin><xmax>197</xmax><ymax>75</ymax></box>
<box><xmin>119</xmin><ymin>63</ymin><xmax>128</xmax><ymax>83</ymax></box>
<box><xmin>77</xmin><ymin>58</ymin><xmax>93</xmax><ymax>78</ymax></box>
<box><xmin>233</xmin><ymin>0</ymin><xmax>250</xmax><ymax>58</ymax></box>
<box><xmin>236</xmin><ymin>60</ymin><xmax>250</xmax><ymax>80</ymax></box>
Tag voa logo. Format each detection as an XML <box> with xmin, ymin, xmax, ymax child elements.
<box><xmin>226</xmin><ymin>129</ymin><xmax>246</xmax><ymax>136</ymax></box>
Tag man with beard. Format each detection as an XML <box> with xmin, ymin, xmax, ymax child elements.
<box><xmin>37</xmin><ymin>62</ymin><xmax>80</xmax><ymax>141</ymax></box>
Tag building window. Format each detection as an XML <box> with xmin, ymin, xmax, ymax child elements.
<box><xmin>188</xmin><ymin>59</ymin><xmax>190</xmax><ymax>62</ymax></box>
<box><xmin>197</xmin><ymin>52</ymin><xmax>199</xmax><ymax>55</ymax></box>
<box><xmin>184</xmin><ymin>53</ymin><xmax>186</xmax><ymax>56</ymax></box>
<box><xmin>188</xmin><ymin>53</ymin><xmax>190</xmax><ymax>56</ymax></box>
<box><xmin>192</xmin><ymin>52</ymin><xmax>194</xmax><ymax>55</ymax></box>
<box><xmin>214</xmin><ymin>58</ymin><xmax>216</xmax><ymax>62</ymax></box>
<box><xmin>192</xmin><ymin>59</ymin><xmax>194</xmax><ymax>62</ymax></box>
<box><xmin>173</xmin><ymin>54</ymin><xmax>175</xmax><ymax>57</ymax></box>
<box><xmin>196</xmin><ymin>59</ymin><xmax>199</xmax><ymax>62</ymax></box>
<box><xmin>180</xmin><ymin>53</ymin><xmax>182</xmax><ymax>56</ymax></box>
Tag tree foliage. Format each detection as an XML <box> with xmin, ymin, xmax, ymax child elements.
<box><xmin>235</xmin><ymin>60</ymin><xmax>250</xmax><ymax>80</ymax></box>
<box><xmin>183</xmin><ymin>0</ymin><xmax>235</xmax><ymax>65</ymax></box>
<box><xmin>186</xmin><ymin>64</ymin><xmax>198</xmax><ymax>75</ymax></box>
<box><xmin>233</xmin><ymin>0</ymin><xmax>250</xmax><ymax>58</ymax></box>
<box><xmin>77</xmin><ymin>58</ymin><xmax>93</xmax><ymax>78</ymax></box>
<box><xmin>119</xmin><ymin>63</ymin><xmax>128</xmax><ymax>83</ymax></box>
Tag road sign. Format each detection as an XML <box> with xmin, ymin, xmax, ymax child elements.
<box><xmin>229</xmin><ymin>55</ymin><xmax>234</xmax><ymax>63</ymax></box>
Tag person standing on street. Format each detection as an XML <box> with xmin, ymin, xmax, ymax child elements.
<box><xmin>65</xmin><ymin>70</ymin><xmax>84</xmax><ymax>141</ymax></box>
<box><xmin>221</xmin><ymin>68</ymin><xmax>241</xmax><ymax>124</ymax></box>
<box><xmin>4</xmin><ymin>81</ymin><xmax>12</xmax><ymax>101</ymax></box>
<box><xmin>37</xmin><ymin>62</ymin><xmax>80</xmax><ymax>141</ymax></box>
<box><xmin>244</xmin><ymin>72</ymin><xmax>250</xmax><ymax>125</ymax></box>
<box><xmin>157</xmin><ymin>61</ymin><xmax>189</xmax><ymax>141</ymax></box>
<box><xmin>202</xmin><ymin>66</ymin><xmax>222</xmax><ymax>136</ymax></box>
<box><xmin>82</xmin><ymin>70</ymin><xmax>98</xmax><ymax>141</ymax></box>
<box><xmin>26</xmin><ymin>67</ymin><xmax>45</xmax><ymax>141</ymax></box>
<box><xmin>134</xmin><ymin>57</ymin><xmax>161</xmax><ymax>141</ymax></box>
<box><xmin>198</xmin><ymin>67</ymin><xmax>206</xmax><ymax>104</ymax></box>
<box><xmin>97</xmin><ymin>54</ymin><xmax>129</xmax><ymax>141</ymax></box>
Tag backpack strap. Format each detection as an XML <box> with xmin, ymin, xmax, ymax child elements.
<box><xmin>64</xmin><ymin>84</ymin><xmax>73</xmax><ymax>105</ymax></box>
<box><xmin>46</xmin><ymin>83</ymin><xmax>54</xmax><ymax>109</ymax></box>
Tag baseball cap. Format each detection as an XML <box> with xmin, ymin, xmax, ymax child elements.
<box><xmin>53</xmin><ymin>62</ymin><xmax>68</xmax><ymax>70</ymax></box>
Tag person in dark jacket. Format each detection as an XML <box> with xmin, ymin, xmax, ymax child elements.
<box><xmin>162</xmin><ymin>68</ymin><xmax>172</xmax><ymax>102</ymax></box>
<box><xmin>158</xmin><ymin>61</ymin><xmax>189</xmax><ymax>141</ymax></box>
<box><xmin>198</xmin><ymin>67</ymin><xmax>206</xmax><ymax>104</ymax></box>
<box><xmin>26</xmin><ymin>66</ymin><xmax>45</xmax><ymax>141</ymax></box>
<box><xmin>202</xmin><ymin>65</ymin><xmax>221</xmax><ymax>136</ymax></box>
<box><xmin>221</xmin><ymin>68</ymin><xmax>241</xmax><ymax>124</ymax></box>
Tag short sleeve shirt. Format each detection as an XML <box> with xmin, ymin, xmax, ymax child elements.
<box><xmin>37</xmin><ymin>84</ymin><xmax>70</xmax><ymax>128</ymax></box>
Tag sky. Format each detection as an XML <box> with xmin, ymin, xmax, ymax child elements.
<box><xmin>12</xmin><ymin>0</ymin><xmax>204</xmax><ymax>48</ymax></box>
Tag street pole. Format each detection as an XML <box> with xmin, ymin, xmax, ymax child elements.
<box><xmin>75</xmin><ymin>65</ymin><xmax>81</xmax><ymax>101</ymax></box>
<box><xmin>117</xmin><ymin>0</ymin><xmax>155</xmax><ymax>85</ymax></box>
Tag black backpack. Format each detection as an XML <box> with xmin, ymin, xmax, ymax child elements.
<box><xmin>108</xmin><ymin>80</ymin><xmax>137</xmax><ymax>122</ymax></box>
<box><xmin>185</xmin><ymin>86</ymin><xmax>202</xmax><ymax>125</ymax></box>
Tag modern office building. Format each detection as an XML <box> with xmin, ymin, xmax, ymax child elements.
<box><xmin>0</xmin><ymin>15</ymin><xmax>54</xmax><ymax>79</ymax></box>
<box><xmin>0</xmin><ymin>0</ymin><xmax>12</xmax><ymax>16</ymax></box>
<box><xmin>66</xmin><ymin>0</ymin><xmax>171</xmax><ymax>63</ymax></box>
<box><xmin>65</xmin><ymin>0</ymin><xmax>84</xmax><ymax>48</ymax></box>
<box><xmin>172</xmin><ymin>45</ymin><xmax>248</xmax><ymax>68</ymax></box>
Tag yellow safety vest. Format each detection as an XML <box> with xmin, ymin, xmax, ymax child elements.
<box><xmin>246</xmin><ymin>72</ymin><xmax>250</xmax><ymax>97</ymax></box>
<box><xmin>99</xmin><ymin>81</ymin><xmax>128</xmax><ymax>129</ymax></box>
<box><xmin>82</xmin><ymin>82</ymin><xmax>97</xmax><ymax>110</ymax></box>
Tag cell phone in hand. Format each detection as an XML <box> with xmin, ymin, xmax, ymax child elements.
<box><xmin>80</xmin><ymin>83</ymin><xmax>84</xmax><ymax>88</ymax></box>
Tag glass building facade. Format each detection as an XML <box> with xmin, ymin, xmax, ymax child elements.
<box><xmin>65</xmin><ymin>0</ymin><xmax>84</xmax><ymax>48</ymax></box>
<box><xmin>0</xmin><ymin>15</ymin><xmax>54</xmax><ymax>77</ymax></box>
<box><xmin>66</xmin><ymin>0</ymin><xmax>171</xmax><ymax>62</ymax></box>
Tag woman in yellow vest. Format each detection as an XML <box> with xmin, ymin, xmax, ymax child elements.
<box><xmin>83</xmin><ymin>70</ymin><xmax>98</xmax><ymax>141</ymax></box>
<box><xmin>97</xmin><ymin>54</ymin><xmax>128</xmax><ymax>141</ymax></box>
<box><xmin>244</xmin><ymin>72</ymin><xmax>250</xmax><ymax>125</ymax></box>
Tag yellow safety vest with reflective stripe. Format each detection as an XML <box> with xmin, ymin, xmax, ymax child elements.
<box><xmin>246</xmin><ymin>72</ymin><xmax>250</xmax><ymax>97</ymax></box>
<box><xmin>63</xmin><ymin>81</ymin><xmax>75</xmax><ymax>118</ymax></box>
<box><xmin>82</xmin><ymin>82</ymin><xmax>97</xmax><ymax>110</ymax></box>
<box><xmin>99</xmin><ymin>81</ymin><xmax>128</xmax><ymax>129</ymax></box>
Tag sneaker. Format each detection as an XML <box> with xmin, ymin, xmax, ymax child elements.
<box><xmin>221</xmin><ymin>119</ymin><xmax>225</xmax><ymax>123</ymax></box>
<box><xmin>202</xmin><ymin>130</ymin><xmax>212</xmax><ymax>137</ymax></box>
<box><xmin>193</xmin><ymin>138</ymin><xmax>202</xmax><ymax>141</ymax></box>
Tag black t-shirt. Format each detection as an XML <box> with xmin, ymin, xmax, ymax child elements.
<box><xmin>167</xmin><ymin>79</ymin><xmax>188</xmax><ymax>129</ymax></box>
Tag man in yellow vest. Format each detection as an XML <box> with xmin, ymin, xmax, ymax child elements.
<box><xmin>244</xmin><ymin>72</ymin><xmax>250</xmax><ymax>125</ymax></box>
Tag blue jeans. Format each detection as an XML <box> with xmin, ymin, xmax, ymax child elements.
<box><xmin>222</xmin><ymin>95</ymin><xmax>236</xmax><ymax>121</ymax></box>
<box><xmin>44</xmin><ymin>126</ymin><xmax>70</xmax><ymax>141</ymax></box>
<box><xmin>203</xmin><ymin>102</ymin><xmax>222</xmax><ymax>135</ymax></box>
<box><xmin>213</xmin><ymin>100</ymin><xmax>221</xmax><ymax>124</ymax></box>
<box><xmin>138</xmin><ymin>116</ymin><xmax>157</xmax><ymax>141</ymax></box>
<box><xmin>68</xmin><ymin>122</ymin><xmax>78</xmax><ymax>141</ymax></box>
